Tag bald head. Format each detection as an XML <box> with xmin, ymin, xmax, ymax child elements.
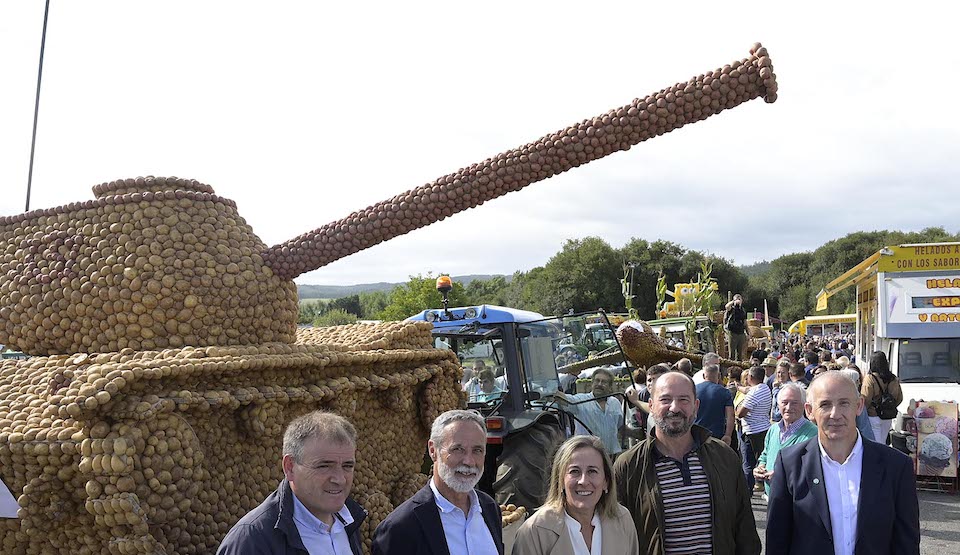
<box><xmin>807</xmin><ymin>371</ymin><xmax>859</xmax><ymax>405</ymax></box>
<box><xmin>806</xmin><ymin>370</ymin><xmax>864</xmax><ymax>445</ymax></box>
<box><xmin>651</xmin><ymin>371</ymin><xmax>697</xmax><ymax>400</ymax></box>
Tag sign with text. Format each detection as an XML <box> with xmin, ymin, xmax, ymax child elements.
<box><xmin>883</xmin><ymin>274</ymin><xmax>960</xmax><ymax>325</ymax></box>
<box><xmin>878</xmin><ymin>244</ymin><xmax>960</xmax><ymax>273</ymax></box>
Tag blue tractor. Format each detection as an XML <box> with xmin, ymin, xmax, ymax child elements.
<box><xmin>407</xmin><ymin>277</ymin><xmax>632</xmax><ymax>509</ymax></box>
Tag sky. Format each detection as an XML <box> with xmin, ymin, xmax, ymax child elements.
<box><xmin>1</xmin><ymin>1</ymin><xmax>958</xmax><ymax>286</ymax></box>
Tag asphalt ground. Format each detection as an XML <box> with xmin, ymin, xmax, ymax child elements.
<box><xmin>751</xmin><ymin>489</ymin><xmax>960</xmax><ymax>553</ymax></box>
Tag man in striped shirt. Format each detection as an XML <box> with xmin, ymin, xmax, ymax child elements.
<box><xmin>613</xmin><ymin>371</ymin><xmax>761</xmax><ymax>555</ymax></box>
<box><xmin>735</xmin><ymin>366</ymin><xmax>772</xmax><ymax>492</ymax></box>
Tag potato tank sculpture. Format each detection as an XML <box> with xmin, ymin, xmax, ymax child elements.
<box><xmin>0</xmin><ymin>43</ymin><xmax>777</xmax><ymax>554</ymax></box>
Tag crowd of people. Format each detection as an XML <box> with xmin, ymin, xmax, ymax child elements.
<box><xmin>214</xmin><ymin>300</ymin><xmax>920</xmax><ymax>555</ymax></box>
<box><xmin>215</xmin><ymin>346</ymin><xmax>919</xmax><ymax>554</ymax></box>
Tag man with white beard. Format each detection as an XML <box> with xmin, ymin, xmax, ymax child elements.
<box><xmin>372</xmin><ymin>410</ymin><xmax>504</xmax><ymax>555</ymax></box>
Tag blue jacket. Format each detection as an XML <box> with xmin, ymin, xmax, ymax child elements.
<box><xmin>766</xmin><ymin>437</ymin><xmax>920</xmax><ymax>555</ymax></box>
<box><xmin>372</xmin><ymin>483</ymin><xmax>504</xmax><ymax>555</ymax></box>
<box><xmin>855</xmin><ymin>406</ymin><xmax>876</xmax><ymax>442</ymax></box>
<box><xmin>216</xmin><ymin>479</ymin><xmax>367</xmax><ymax>555</ymax></box>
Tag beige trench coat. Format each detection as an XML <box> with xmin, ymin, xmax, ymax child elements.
<box><xmin>512</xmin><ymin>504</ymin><xmax>639</xmax><ymax>555</ymax></box>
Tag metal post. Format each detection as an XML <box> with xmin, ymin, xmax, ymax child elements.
<box><xmin>25</xmin><ymin>0</ymin><xmax>52</xmax><ymax>212</ymax></box>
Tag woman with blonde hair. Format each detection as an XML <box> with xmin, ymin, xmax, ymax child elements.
<box><xmin>513</xmin><ymin>436</ymin><xmax>638</xmax><ymax>554</ymax></box>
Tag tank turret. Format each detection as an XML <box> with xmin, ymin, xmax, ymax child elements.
<box><xmin>0</xmin><ymin>179</ymin><xmax>299</xmax><ymax>355</ymax></box>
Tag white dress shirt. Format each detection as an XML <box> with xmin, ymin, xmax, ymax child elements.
<box><xmin>564</xmin><ymin>510</ymin><xmax>602</xmax><ymax>555</ymax></box>
<box><xmin>819</xmin><ymin>433</ymin><xmax>864</xmax><ymax>555</ymax></box>
<box><xmin>430</xmin><ymin>478</ymin><xmax>499</xmax><ymax>555</ymax></box>
<box><xmin>568</xmin><ymin>393</ymin><xmax>624</xmax><ymax>455</ymax></box>
<box><xmin>292</xmin><ymin>494</ymin><xmax>355</xmax><ymax>555</ymax></box>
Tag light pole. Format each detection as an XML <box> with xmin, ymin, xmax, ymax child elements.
<box><xmin>25</xmin><ymin>0</ymin><xmax>52</xmax><ymax>212</ymax></box>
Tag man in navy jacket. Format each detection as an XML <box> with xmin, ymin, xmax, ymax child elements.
<box><xmin>766</xmin><ymin>372</ymin><xmax>920</xmax><ymax>555</ymax></box>
<box><xmin>217</xmin><ymin>411</ymin><xmax>367</xmax><ymax>555</ymax></box>
<box><xmin>373</xmin><ymin>410</ymin><xmax>503</xmax><ymax>555</ymax></box>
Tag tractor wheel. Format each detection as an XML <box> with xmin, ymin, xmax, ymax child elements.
<box><xmin>493</xmin><ymin>420</ymin><xmax>566</xmax><ymax>510</ymax></box>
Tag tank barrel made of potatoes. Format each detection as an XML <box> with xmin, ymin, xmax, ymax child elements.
<box><xmin>262</xmin><ymin>43</ymin><xmax>777</xmax><ymax>280</ymax></box>
<box><xmin>0</xmin><ymin>43</ymin><xmax>776</xmax><ymax>358</ymax></box>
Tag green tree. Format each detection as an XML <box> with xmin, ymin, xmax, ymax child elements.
<box><xmin>298</xmin><ymin>300</ymin><xmax>328</xmax><ymax>324</ymax></box>
<box><xmin>358</xmin><ymin>290</ymin><xmax>390</xmax><ymax>319</ymax></box>
<box><xmin>312</xmin><ymin>308</ymin><xmax>359</xmax><ymax>327</ymax></box>
<box><xmin>329</xmin><ymin>295</ymin><xmax>362</xmax><ymax>317</ymax></box>
<box><xmin>777</xmin><ymin>284</ymin><xmax>813</xmax><ymax>324</ymax></box>
<box><xmin>377</xmin><ymin>274</ymin><xmax>474</xmax><ymax>321</ymax></box>
<box><xmin>530</xmin><ymin>237</ymin><xmax>623</xmax><ymax>315</ymax></box>
<box><xmin>618</xmin><ymin>238</ymin><xmax>685</xmax><ymax>317</ymax></box>
<box><xmin>501</xmin><ymin>270</ymin><xmax>540</xmax><ymax>312</ymax></box>
<box><xmin>465</xmin><ymin>275</ymin><xmax>512</xmax><ymax>306</ymax></box>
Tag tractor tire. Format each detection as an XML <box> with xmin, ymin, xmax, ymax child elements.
<box><xmin>493</xmin><ymin>420</ymin><xmax>566</xmax><ymax>510</ymax></box>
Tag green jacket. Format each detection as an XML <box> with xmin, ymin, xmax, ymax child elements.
<box><xmin>612</xmin><ymin>424</ymin><xmax>761</xmax><ymax>555</ymax></box>
<box><xmin>757</xmin><ymin>419</ymin><xmax>818</xmax><ymax>496</ymax></box>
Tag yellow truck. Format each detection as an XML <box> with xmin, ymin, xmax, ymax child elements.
<box><xmin>788</xmin><ymin>314</ymin><xmax>856</xmax><ymax>336</ymax></box>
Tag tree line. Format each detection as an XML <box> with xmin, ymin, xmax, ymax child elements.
<box><xmin>298</xmin><ymin>227</ymin><xmax>959</xmax><ymax>327</ymax></box>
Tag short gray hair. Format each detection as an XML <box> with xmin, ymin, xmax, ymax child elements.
<box><xmin>430</xmin><ymin>409</ymin><xmax>485</xmax><ymax>449</ymax></box>
<box><xmin>778</xmin><ymin>382</ymin><xmax>806</xmax><ymax>405</ymax></box>
<box><xmin>282</xmin><ymin>411</ymin><xmax>357</xmax><ymax>463</ymax></box>
<box><xmin>703</xmin><ymin>352</ymin><xmax>720</xmax><ymax>365</ymax></box>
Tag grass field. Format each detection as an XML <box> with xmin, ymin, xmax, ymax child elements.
<box><xmin>299</xmin><ymin>298</ymin><xmax>332</xmax><ymax>306</ymax></box>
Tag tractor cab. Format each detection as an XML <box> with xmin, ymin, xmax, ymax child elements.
<box><xmin>407</xmin><ymin>277</ymin><xmax>634</xmax><ymax>509</ymax></box>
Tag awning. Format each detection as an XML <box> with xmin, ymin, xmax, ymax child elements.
<box><xmin>815</xmin><ymin>251</ymin><xmax>882</xmax><ymax>311</ymax></box>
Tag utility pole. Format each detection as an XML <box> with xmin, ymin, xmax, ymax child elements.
<box><xmin>25</xmin><ymin>0</ymin><xmax>52</xmax><ymax>212</ymax></box>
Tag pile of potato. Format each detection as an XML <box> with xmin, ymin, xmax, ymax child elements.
<box><xmin>500</xmin><ymin>503</ymin><xmax>527</xmax><ymax>527</ymax></box>
<box><xmin>0</xmin><ymin>176</ymin><xmax>299</xmax><ymax>356</ymax></box>
<box><xmin>296</xmin><ymin>321</ymin><xmax>434</xmax><ymax>351</ymax></box>
<box><xmin>263</xmin><ymin>43</ymin><xmax>777</xmax><ymax>280</ymax></box>
<box><xmin>0</xmin><ymin>321</ymin><xmax>464</xmax><ymax>554</ymax></box>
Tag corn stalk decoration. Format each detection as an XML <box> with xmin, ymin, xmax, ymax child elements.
<box><xmin>693</xmin><ymin>260</ymin><xmax>718</xmax><ymax>315</ymax></box>
<box><xmin>622</xmin><ymin>264</ymin><xmax>639</xmax><ymax>320</ymax></box>
<box><xmin>686</xmin><ymin>260</ymin><xmax>720</xmax><ymax>350</ymax></box>
<box><xmin>655</xmin><ymin>272</ymin><xmax>668</xmax><ymax>319</ymax></box>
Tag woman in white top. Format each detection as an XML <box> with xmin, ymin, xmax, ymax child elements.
<box><xmin>513</xmin><ymin>436</ymin><xmax>638</xmax><ymax>555</ymax></box>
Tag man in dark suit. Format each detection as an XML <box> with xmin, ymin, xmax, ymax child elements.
<box><xmin>766</xmin><ymin>372</ymin><xmax>920</xmax><ymax>555</ymax></box>
<box><xmin>372</xmin><ymin>409</ymin><xmax>503</xmax><ymax>555</ymax></box>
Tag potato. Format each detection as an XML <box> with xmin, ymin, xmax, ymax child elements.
<box><xmin>0</xmin><ymin>322</ymin><xmax>463</xmax><ymax>554</ymax></box>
